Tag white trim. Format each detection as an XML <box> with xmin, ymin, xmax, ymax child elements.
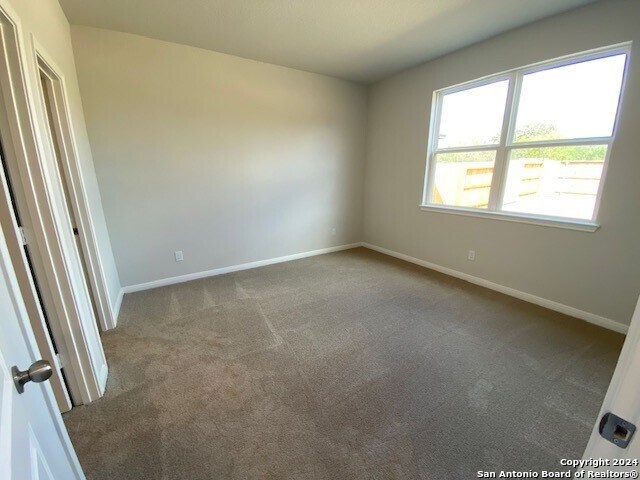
<box><xmin>23</xmin><ymin>35</ymin><xmax>106</xmax><ymax>405</ymax></box>
<box><xmin>431</xmin><ymin>42</ymin><xmax>632</xmax><ymax>104</ymax></box>
<box><xmin>0</xmin><ymin>3</ymin><xmax>73</xmax><ymax>414</ymax></box>
<box><xmin>0</xmin><ymin>1</ymin><xmax>105</xmax><ymax>406</ymax></box>
<box><xmin>506</xmin><ymin>137</ymin><xmax>614</xmax><ymax>149</ymax></box>
<box><xmin>123</xmin><ymin>243</ymin><xmax>363</xmax><ymax>293</ymax></box>
<box><xmin>120</xmin><ymin>240</ymin><xmax>628</xmax><ymax>335</ymax></box>
<box><xmin>419</xmin><ymin>204</ymin><xmax>600</xmax><ymax>232</ymax></box>
<box><xmin>429</xmin><ymin>144</ymin><xmax>500</xmax><ymax>154</ymax></box>
<box><xmin>422</xmin><ymin>42</ymin><xmax>631</xmax><ymax>225</ymax></box>
<box><xmin>112</xmin><ymin>288</ymin><xmax>124</xmax><ymax>325</ymax></box>
<box><xmin>33</xmin><ymin>41</ymin><xmax>116</xmax><ymax>332</ymax></box>
<box><xmin>362</xmin><ymin>242</ymin><xmax>628</xmax><ymax>334</ymax></box>
<box><xmin>488</xmin><ymin>72</ymin><xmax>518</xmax><ymax>210</ymax></box>
<box><xmin>583</xmin><ymin>295</ymin><xmax>640</xmax><ymax>460</ymax></box>
<box><xmin>98</xmin><ymin>363</ymin><xmax>108</xmax><ymax>395</ymax></box>
<box><xmin>0</xmin><ymin>3</ymin><xmax>84</xmax><ymax>476</ymax></box>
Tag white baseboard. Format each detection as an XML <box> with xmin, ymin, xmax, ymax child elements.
<box><xmin>362</xmin><ymin>242</ymin><xmax>628</xmax><ymax>335</ymax></box>
<box><xmin>111</xmin><ymin>288</ymin><xmax>124</xmax><ymax>327</ymax></box>
<box><xmin>122</xmin><ymin>243</ymin><xmax>363</xmax><ymax>294</ymax></box>
<box><xmin>117</xmin><ymin>240</ymin><xmax>628</xmax><ymax>335</ymax></box>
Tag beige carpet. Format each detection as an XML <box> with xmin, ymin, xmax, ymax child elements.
<box><xmin>63</xmin><ymin>247</ymin><xmax>623</xmax><ymax>479</ymax></box>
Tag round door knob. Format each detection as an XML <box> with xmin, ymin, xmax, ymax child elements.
<box><xmin>12</xmin><ymin>360</ymin><xmax>53</xmax><ymax>394</ymax></box>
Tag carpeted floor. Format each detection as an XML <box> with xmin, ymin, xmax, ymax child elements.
<box><xmin>63</xmin><ymin>247</ymin><xmax>624</xmax><ymax>479</ymax></box>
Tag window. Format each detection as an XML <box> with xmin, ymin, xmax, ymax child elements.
<box><xmin>422</xmin><ymin>45</ymin><xmax>629</xmax><ymax>230</ymax></box>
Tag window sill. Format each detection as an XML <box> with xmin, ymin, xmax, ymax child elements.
<box><xmin>418</xmin><ymin>204</ymin><xmax>600</xmax><ymax>232</ymax></box>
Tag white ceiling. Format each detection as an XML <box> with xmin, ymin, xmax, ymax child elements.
<box><xmin>58</xmin><ymin>0</ymin><xmax>598</xmax><ymax>83</ymax></box>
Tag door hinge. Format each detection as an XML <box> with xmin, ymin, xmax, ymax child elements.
<box><xmin>18</xmin><ymin>226</ymin><xmax>28</xmax><ymax>246</ymax></box>
<box><xmin>54</xmin><ymin>353</ymin><xmax>64</xmax><ymax>370</ymax></box>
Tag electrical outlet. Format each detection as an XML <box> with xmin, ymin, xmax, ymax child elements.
<box><xmin>331</xmin><ymin>227</ymin><xmax>336</xmax><ymax>236</ymax></box>
<box><xmin>467</xmin><ymin>250</ymin><xmax>476</xmax><ymax>261</ymax></box>
<box><xmin>175</xmin><ymin>250</ymin><xmax>184</xmax><ymax>262</ymax></box>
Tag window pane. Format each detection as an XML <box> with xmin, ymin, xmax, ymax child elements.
<box><xmin>502</xmin><ymin>146</ymin><xmax>607</xmax><ymax>220</ymax></box>
<box><xmin>437</xmin><ymin>80</ymin><xmax>508</xmax><ymax>148</ymax></box>
<box><xmin>513</xmin><ymin>55</ymin><xmax>626</xmax><ymax>142</ymax></box>
<box><xmin>431</xmin><ymin>151</ymin><xmax>496</xmax><ymax>209</ymax></box>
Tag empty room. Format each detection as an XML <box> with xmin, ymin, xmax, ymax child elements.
<box><xmin>0</xmin><ymin>0</ymin><xmax>639</xmax><ymax>479</ymax></box>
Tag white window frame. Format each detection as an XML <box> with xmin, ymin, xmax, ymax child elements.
<box><xmin>420</xmin><ymin>43</ymin><xmax>632</xmax><ymax>232</ymax></box>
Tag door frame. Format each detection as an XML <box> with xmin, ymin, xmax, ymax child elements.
<box><xmin>583</xmin><ymin>293</ymin><xmax>640</xmax><ymax>461</ymax></box>
<box><xmin>0</xmin><ymin>0</ymin><xmax>107</xmax><ymax>405</ymax></box>
<box><xmin>32</xmin><ymin>38</ymin><xmax>117</xmax><ymax>333</ymax></box>
<box><xmin>0</xmin><ymin>97</ymin><xmax>74</xmax><ymax>411</ymax></box>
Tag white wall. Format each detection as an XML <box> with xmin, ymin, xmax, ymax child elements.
<box><xmin>364</xmin><ymin>0</ymin><xmax>640</xmax><ymax>326</ymax></box>
<box><xmin>5</xmin><ymin>0</ymin><xmax>122</xmax><ymax>317</ymax></box>
<box><xmin>70</xmin><ymin>27</ymin><xmax>368</xmax><ymax>287</ymax></box>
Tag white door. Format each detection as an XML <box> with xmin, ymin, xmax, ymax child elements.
<box><xmin>582</xmin><ymin>294</ymin><xmax>640</xmax><ymax>469</ymax></box>
<box><xmin>0</xmin><ymin>224</ymin><xmax>84</xmax><ymax>480</ymax></box>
